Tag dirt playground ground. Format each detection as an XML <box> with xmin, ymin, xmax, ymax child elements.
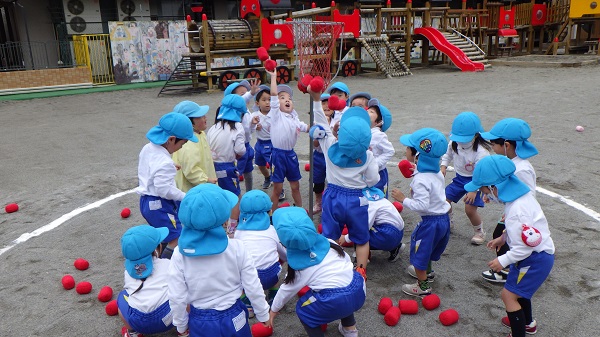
<box><xmin>1</xmin><ymin>63</ymin><xmax>600</xmax><ymax>337</ymax></box>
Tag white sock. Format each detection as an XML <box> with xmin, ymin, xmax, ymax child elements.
<box><xmin>474</xmin><ymin>224</ymin><xmax>483</xmax><ymax>232</ymax></box>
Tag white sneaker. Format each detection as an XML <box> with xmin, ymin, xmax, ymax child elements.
<box><xmin>406</xmin><ymin>264</ymin><xmax>435</xmax><ymax>282</ymax></box>
<box><xmin>471</xmin><ymin>231</ymin><xmax>486</xmax><ymax>245</ymax></box>
<box><xmin>338</xmin><ymin>322</ymin><xmax>358</xmax><ymax>337</ymax></box>
<box><xmin>402</xmin><ymin>282</ymin><xmax>432</xmax><ymax>297</ymax></box>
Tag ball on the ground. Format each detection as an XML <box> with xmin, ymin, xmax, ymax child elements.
<box><xmin>239</xmin><ymin>174</ymin><xmax>244</xmax><ymax>182</ymax></box>
<box><xmin>251</xmin><ymin>322</ymin><xmax>273</xmax><ymax>337</ymax></box>
<box><xmin>439</xmin><ymin>308</ymin><xmax>459</xmax><ymax>326</ymax></box>
<box><xmin>398</xmin><ymin>299</ymin><xmax>419</xmax><ymax>314</ymax></box>
<box><xmin>61</xmin><ymin>275</ymin><xmax>76</xmax><ymax>290</ymax></box>
<box><xmin>74</xmin><ymin>258</ymin><xmax>89</xmax><ymax>271</ymax></box>
<box><xmin>75</xmin><ymin>281</ymin><xmax>92</xmax><ymax>294</ymax></box>
<box><xmin>5</xmin><ymin>203</ymin><xmax>19</xmax><ymax>213</ymax></box>
<box><xmin>422</xmin><ymin>294</ymin><xmax>440</xmax><ymax>310</ymax></box>
<box><xmin>98</xmin><ymin>286</ymin><xmax>114</xmax><ymax>302</ymax></box>
<box><xmin>256</xmin><ymin>47</ymin><xmax>270</xmax><ymax>62</ymax></box>
<box><xmin>308</xmin><ymin>76</ymin><xmax>324</xmax><ymax>93</ymax></box>
<box><xmin>392</xmin><ymin>201</ymin><xmax>403</xmax><ymax>213</ymax></box>
<box><xmin>297</xmin><ymin>285</ymin><xmax>311</xmax><ymax>298</ymax></box>
<box><xmin>576</xmin><ymin>125</ymin><xmax>584</xmax><ymax>132</ymax></box>
<box><xmin>265</xmin><ymin>59</ymin><xmax>277</xmax><ymax>72</ymax></box>
<box><xmin>279</xmin><ymin>202</ymin><xmax>290</xmax><ymax>208</ymax></box>
<box><xmin>378</xmin><ymin>297</ymin><xmax>393</xmax><ymax>314</ymax></box>
<box><xmin>120</xmin><ymin>207</ymin><xmax>131</xmax><ymax>218</ymax></box>
<box><xmin>304</xmin><ymin>163</ymin><xmax>310</xmax><ymax>171</ymax></box>
<box><xmin>105</xmin><ymin>300</ymin><xmax>118</xmax><ymax>316</ymax></box>
<box><xmin>398</xmin><ymin>160</ymin><xmax>414</xmax><ymax>178</ymax></box>
<box><xmin>384</xmin><ymin>306</ymin><xmax>401</xmax><ymax>326</ymax></box>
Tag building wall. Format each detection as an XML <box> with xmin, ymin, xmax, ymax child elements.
<box><xmin>15</xmin><ymin>0</ymin><xmax>55</xmax><ymax>43</ymax></box>
<box><xmin>0</xmin><ymin>67</ymin><xmax>92</xmax><ymax>90</ymax></box>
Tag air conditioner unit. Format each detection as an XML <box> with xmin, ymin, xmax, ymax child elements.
<box><xmin>117</xmin><ymin>0</ymin><xmax>150</xmax><ymax>21</ymax></box>
<box><xmin>63</xmin><ymin>0</ymin><xmax>102</xmax><ymax>35</ymax></box>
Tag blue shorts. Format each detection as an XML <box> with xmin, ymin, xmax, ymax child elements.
<box><xmin>117</xmin><ymin>290</ymin><xmax>173</xmax><ymax>335</ymax></box>
<box><xmin>254</xmin><ymin>139</ymin><xmax>273</xmax><ymax>167</ymax></box>
<box><xmin>257</xmin><ymin>262</ymin><xmax>281</xmax><ymax>290</ymax></box>
<box><xmin>373</xmin><ymin>168</ymin><xmax>389</xmax><ymax>197</ymax></box>
<box><xmin>270</xmin><ymin>148</ymin><xmax>301</xmax><ymax>183</ymax></box>
<box><xmin>369</xmin><ymin>224</ymin><xmax>404</xmax><ymax>251</ymax></box>
<box><xmin>505</xmin><ymin>251</ymin><xmax>554</xmax><ymax>299</ymax></box>
<box><xmin>296</xmin><ymin>271</ymin><xmax>366</xmax><ymax>328</ymax></box>
<box><xmin>409</xmin><ymin>214</ymin><xmax>451</xmax><ymax>271</ymax></box>
<box><xmin>321</xmin><ymin>184</ymin><xmax>370</xmax><ymax>245</ymax></box>
<box><xmin>236</xmin><ymin>143</ymin><xmax>255</xmax><ymax>174</ymax></box>
<box><xmin>446</xmin><ymin>174</ymin><xmax>485</xmax><ymax>207</ymax></box>
<box><xmin>215</xmin><ymin>162</ymin><xmax>241</xmax><ymax>196</ymax></box>
<box><xmin>313</xmin><ymin>150</ymin><xmax>326</xmax><ymax>185</ymax></box>
<box><xmin>189</xmin><ymin>299</ymin><xmax>251</xmax><ymax>337</ymax></box>
<box><xmin>139</xmin><ymin>195</ymin><xmax>181</xmax><ymax>243</ymax></box>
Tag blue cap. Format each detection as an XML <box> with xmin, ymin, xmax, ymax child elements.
<box><xmin>238</xmin><ymin>190</ymin><xmax>273</xmax><ymax>231</ymax></box>
<box><xmin>277</xmin><ymin>84</ymin><xmax>293</xmax><ymax>98</ymax></box>
<box><xmin>146</xmin><ymin>112</ymin><xmax>199</xmax><ymax>145</ymax></box>
<box><xmin>121</xmin><ymin>225</ymin><xmax>169</xmax><ymax>279</ymax></box>
<box><xmin>216</xmin><ymin>94</ymin><xmax>246</xmax><ymax>122</ymax></box>
<box><xmin>368</xmin><ymin>98</ymin><xmax>392</xmax><ymax>132</ymax></box>
<box><xmin>465</xmin><ymin>155</ymin><xmax>530</xmax><ymax>202</ymax></box>
<box><xmin>328</xmin><ymin>107</ymin><xmax>372</xmax><ymax>168</ymax></box>
<box><xmin>449</xmin><ymin>111</ymin><xmax>485</xmax><ymax>143</ymax></box>
<box><xmin>400</xmin><ymin>128</ymin><xmax>448</xmax><ymax>173</ymax></box>
<box><xmin>480</xmin><ymin>118</ymin><xmax>538</xmax><ymax>159</ymax></box>
<box><xmin>327</xmin><ymin>82</ymin><xmax>350</xmax><ymax>96</ymax></box>
<box><xmin>173</xmin><ymin>100</ymin><xmax>209</xmax><ymax>118</ymax></box>
<box><xmin>177</xmin><ymin>184</ymin><xmax>239</xmax><ymax>256</ymax></box>
<box><xmin>349</xmin><ymin>92</ymin><xmax>372</xmax><ymax>106</ymax></box>
<box><xmin>273</xmin><ymin>207</ymin><xmax>330</xmax><ymax>270</ymax></box>
<box><xmin>224</xmin><ymin>80</ymin><xmax>251</xmax><ymax>96</ymax></box>
<box><xmin>320</xmin><ymin>93</ymin><xmax>330</xmax><ymax>101</ymax></box>
<box><xmin>254</xmin><ymin>84</ymin><xmax>271</xmax><ymax>101</ymax></box>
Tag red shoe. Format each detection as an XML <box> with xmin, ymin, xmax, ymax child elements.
<box><xmin>121</xmin><ymin>326</ymin><xmax>145</xmax><ymax>337</ymax></box>
<box><xmin>501</xmin><ymin>316</ymin><xmax>537</xmax><ymax>334</ymax></box>
<box><xmin>355</xmin><ymin>265</ymin><xmax>367</xmax><ymax>280</ymax></box>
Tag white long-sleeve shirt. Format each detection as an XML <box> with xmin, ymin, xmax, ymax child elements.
<box><xmin>513</xmin><ymin>156</ymin><xmax>536</xmax><ymax>196</ymax></box>
<box><xmin>313</xmin><ymin>101</ymin><xmax>380</xmax><ymax>188</ymax></box>
<box><xmin>250</xmin><ymin>111</ymin><xmax>271</xmax><ymax>141</ymax></box>
<box><xmin>234</xmin><ymin>226</ymin><xmax>287</xmax><ymax>270</ymax></box>
<box><xmin>136</xmin><ymin>143</ymin><xmax>186</xmax><ymax>201</ymax></box>
<box><xmin>403</xmin><ymin>171</ymin><xmax>451</xmax><ymax>216</ymax></box>
<box><xmin>440</xmin><ymin>142</ymin><xmax>490</xmax><ymax>177</ymax></box>
<box><xmin>368</xmin><ymin>198</ymin><xmax>405</xmax><ymax>230</ymax></box>
<box><xmin>123</xmin><ymin>258</ymin><xmax>171</xmax><ymax>314</ymax></box>
<box><xmin>206</xmin><ymin>122</ymin><xmax>246</xmax><ymax>163</ymax></box>
<box><xmin>267</xmin><ymin>96</ymin><xmax>308</xmax><ymax>150</ymax></box>
<box><xmin>370</xmin><ymin>128</ymin><xmax>395</xmax><ymax>171</ymax></box>
<box><xmin>330</xmin><ymin>106</ymin><xmax>349</xmax><ymax>126</ymax></box>
<box><xmin>498</xmin><ymin>192</ymin><xmax>555</xmax><ymax>267</ymax></box>
<box><xmin>168</xmin><ymin>240</ymin><xmax>270</xmax><ymax>333</ymax></box>
<box><xmin>241</xmin><ymin>92</ymin><xmax>254</xmax><ymax>143</ymax></box>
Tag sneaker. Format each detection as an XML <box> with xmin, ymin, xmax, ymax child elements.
<box><xmin>355</xmin><ymin>265</ymin><xmax>367</xmax><ymax>280</ymax></box>
<box><xmin>338</xmin><ymin>322</ymin><xmax>359</xmax><ymax>337</ymax></box>
<box><xmin>471</xmin><ymin>231</ymin><xmax>486</xmax><ymax>245</ymax></box>
<box><xmin>261</xmin><ymin>177</ymin><xmax>272</xmax><ymax>189</ymax></box>
<box><xmin>482</xmin><ymin>269</ymin><xmax>508</xmax><ymax>283</ymax></box>
<box><xmin>122</xmin><ymin>326</ymin><xmax>145</xmax><ymax>337</ymax></box>
<box><xmin>312</xmin><ymin>202</ymin><xmax>322</xmax><ymax>214</ymax></box>
<box><xmin>241</xmin><ymin>295</ymin><xmax>255</xmax><ymax>318</ymax></box>
<box><xmin>501</xmin><ymin>316</ymin><xmax>537</xmax><ymax>334</ymax></box>
<box><xmin>279</xmin><ymin>190</ymin><xmax>285</xmax><ymax>201</ymax></box>
<box><xmin>387</xmin><ymin>243</ymin><xmax>406</xmax><ymax>263</ymax></box>
<box><xmin>402</xmin><ymin>282</ymin><xmax>432</xmax><ymax>297</ymax></box>
<box><xmin>406</xmin><ymin>264</ymin><xmax>435</xmax><ymax>282</ymax></box>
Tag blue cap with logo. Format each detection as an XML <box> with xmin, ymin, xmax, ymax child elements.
<box><xmin>146</xmin><ymin>112</ymin><xmax>199</xmax><ymax>145</ymax></box>
<box><xmin>400</xmin><ymin>128</ymin><xmax>448</xmax><ymax>173</ymax></box>
<box><xmin>173</xmin><ymin>100</ymin><xmax>209</xmax><ymax>118</ymax></box>
<box><xmin>121</xmin><ymin>225</ymin><xmax>169</xmax><ymax>279</ymax></box>
<box><xmin>464</xmin><ymin>155</ymin><xmax>530</xmax><ymax>202</ymax></box>
<box><xmin>480</xmin><ymin>118</ymin><xmax>538</xmax><ymax>159</ymax></box>
<box><xmin>328</xmin><ymin>107</ymin><xmax>372</xmax><ymax>168</ymax></box>
<box><xmin>238</xmin><ymin>190</ymin><xmax>273</xmax><ymax>231</ymax></box>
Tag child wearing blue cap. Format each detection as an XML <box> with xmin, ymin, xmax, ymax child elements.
<box><xmin>479</xmin><ymin>118</ymin><xmax>538</xmax><ymax>284</ymax></box>
<box><xmin>207</xmin><ymin>94</ymin><xmax>249</xmax><ymax>237</ymax></box>
<box><xmin>326</xmin><ymin>81</ymin><xmax>350</xmax><ymax>127</ymax></box>
<box><xmin>349</xmin><ymin>92</ymin><xmax>371</xmax><ymax>109</ymax></box>
<box><xmin>391</xmin><ymin>128</ymin><xmax>451</xmax><ymax>297</ymax></box>
<box><xmin>250</xmin><ymin>85</ymin><xmax>275</xmax><ymax>190</ymax></box>
<box><xmin>137</xmin><ymin>112</ymin><xmax>199</xmax><ymax>259</ymax></box>
<box><xmin>269</xmin><ymin>207</ymin><xmax>366</xmax><ymax>337</ymax></box>
<box><xmin>169</xmin><ymin>184</ymin><xmax>271</xmax><ymax>337</ymax></box>
<box><xmin>464</xmin><ymin>155</ymin><xmax>554</xmax><ymax>337</ymax></box>
<box><xmin>311</xmin><ymin>93</ymin><xmax>334</xmax><ymax>214</ymax></box>
<box><xmin>265</xmin><ymin>69</ymin><xmax>309</xmax><ymax>212</ymax></box>
<box><xmin>308</xmin><ymin>87</ymin><xmax>380</xmax><ymax>279</ymax></box>
<box><xmin>118</xmin><ymin>225</ymin><xmax>173</xmax><ymax>337</ymax></box>
<box><xmin>367</xmin><ymin>98</ymin><xmax>395</xmax><ymax>197</ymax></box>
<box><xmin>440</xmin><ymin>111</ymin><xmax>492</xmax><ymax>245</ymax></box>
<box><xmin>172</xmin><ymin>101</ymin><xmax>217</xmax><ymax>192</ymax></box>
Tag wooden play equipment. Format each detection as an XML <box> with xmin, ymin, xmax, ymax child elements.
<box><xmin>545</xmin><ymin>0</ymin><xmax>600</xmax><ymax>54</ymax></box>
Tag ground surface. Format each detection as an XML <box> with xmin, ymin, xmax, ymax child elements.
<box><xmin>1</xmin><ymin>62</ymin><xmax>600</xmax><ymax>337</ymax></box>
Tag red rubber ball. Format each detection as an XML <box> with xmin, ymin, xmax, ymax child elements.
<box><xmin>251</xmin><ymin>323</ymin><xmax>273</xmax><ymax>337</ymax></box>
<box><xmin>61</xmin><ymin>274</ymin><xmax>75</xmax><ymax>290</ymax></box>
<box><xmin>309</xmin><ymin>76</ymin><xmax>324</xmax><ymax>93</ymax></box>
<box><xmin>384</xmin><ymin>306</ymin><xmax>401</xmax><ymax>326</ymax></box>
<box><xmin>5</xmin><ymin>203</ymin><xmax>19</xmax><ymax>213</ymax></box>
<box><xmin>398</xmin><ymin>299</ymin><xmax>419</xmax><ymax>314</ymax></box>
<box><xmin>392</xmin><ymin>201</ymin><xmax>403</xmax><ymax>213</ymax></box>
<box><xmin>74</xmin><ymin>258</ymin><xmax>90</xmax><ymax>271</ymax></box>
<box><xmin>398</xmin><ymin>159</ymin><xmax>414</xmax><ymax>178</ymax></box>
<box><xmin>265</xmin><ymin>59</ymin><xmax>277</xmax><ymax>72</ymax></box>
<box><xmin>422</xmin><ymin>294</ymin><xmax>441</xmax><ymax>310</ymax></box>
<box><xmin>105</xmin><ymin>300</ymin><xmax>118</xmax><ymax>316</ymax></box>
<box><xmin>120</xmin><ymin>207</ymin><xmax>131</xmax><ymax>218</ymax></box>
<box><xmin>297</xmin><ymin>74</ymin><xmax>313</xmax><ymax>94</ymax></box>
<box><xmin>98</xmin><ymin>286</ymin><xmax>114</xmax><ymax>302</ymax></box>
<box><xmin>256</xmin><ymin>47</ymin><xmax>270</xmax><ymax>62</ymax></box>
<box><xmin>304</xmin><ymin>163</ymin><xmax>310</xmax><ymax>171</ymax></box>
<box><xmin>378</xmin><ymin>297</ymin><xmax>393</xmax><ymax>314</ymax></box>
<box><xmin>75</xmin><ymin>281</ymin><xmax>92</xmax><ymax>294</ymax></box>
<box><xmin>439</xmin><ymin>308</ymin><xmax>460</xmax><ymax>326</ymax></box>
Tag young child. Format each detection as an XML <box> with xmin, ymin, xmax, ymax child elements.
<box><xmin>327</xmin><ymin>82</ymin><xmax>350</xmax><ymax>125</ymax></box>
<box><xmin>269</xmin><ymin>207</ymin><xmax>366</xmax><ymax>337</ymax></box>
<box><xmin>348</xmin><ymin>92</ymin><xmax>371</xmax><ymax>109</ymax></box>
<box><xmin>168</xmin><ymin>184</ymin><xmax>271</xmax><ymax>337</ymax></box>
<box><xmin>366</xmin><ymin>98</ymin><xmax>395</xmax><ymax>197</ymax></box>
<box><xmin>391</xmin><ymin>128</ymin><xmax>451</xmax><ymax>296</ymax></box>
<box><xmin>234</xmin><ymin>190</ymin><xmax>287</xmax><ymax>316</ymax></box>
<box><xmin>309</xmin><ymin>87</ymin><xmax>380</xmax><ymax>279</ymax></box>
<box><xmin>440</xmin><ymin>111</ymin><xmax>492</xmax><ymax>245</ymax></box>
<box><xmin>172</xmin><ymin>100</ymin><xmax>217</xmax><ymax>192</ymax></box>
<box><xmin>118</xmin><ymin>225</ymin><xmax>173</xmax><ymax>337</ymax></box>
<box><xmin>464</xmin><ymin>155</ymin><xmax>554</xmax><ymax>337</ymax></box>
<box><xmin>137</xmin><ymin>112</ymin><xmax>198</xmax><ymax>259</ymax></box>
<box><xmin>266</xmin><ymin>69</ymin><xmax>309</xmax><ymax>212</ymax></box>
<box><xmin>311</xmin><ymin>93</ymin><xmax>334</xmax><ymax>214</ymax></box>
<box><xmin>251</xmin><ymin>84</ymin><xmax>274</xmax><ymax>190</ymax></box>
<box><xmin>480</xmin><ymin>118</ymin><xmax>538</xmax><ymax>283</ymax></box>
<box><xmin>207</xmin><ymin>94</ymin><xmax>248</xmax><ymax>236</ymax></box>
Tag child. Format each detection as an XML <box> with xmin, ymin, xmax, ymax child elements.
<box><xmin>168</xmin><ymin>184</ymin><xmax>271</xmax><ymax>337</ymax></box>
<box><xmin>464</xmin><ymin>155</ymin><xmax>554</xmax><ymax>337</ymax></box>
<box><xmin>480</xmin><ymin>118</ymin><xmax>538</xmax><ymax>283</ymax></box>
<box><xmin>234</xmin><ymin>190</ymin><xmax>287</xmax><ymax>316</ymax></box>
<box><xmin>327</xmin><ymin>82</ymin><xmax>350</xmax><ymax>125</ymax></box>
<box><xmin>137</xmin><ymin>112</ymin><xmax>198</xmax><ymax>259</ymax></box>
<box><xmin>309</xmin><ymin>87</ymin><xmax>380</xmax><ymax>279</ymax></box>
<box><xmin>311</xmin><ymin>93</ymin><xmax>334</xmax><ymax>214</ymax></box>
<box><xmin>118</xmin><ymin>225</ymin><xmax>173</xmax><ymax>337</ymax></box>
<box><xmin>266</xmin><ymin>69</ymin><xmax>309</xmax><ymax>212</ymax></box>
<box><xmin>440</xmin><ymin>111</ymin><xmax>492</xmax><ymax>245</ymax></box>
<box><xmin>348</xmin><ymin>92</ymin><xmax>371</xmax><ymax>109</ymax></box>
<box><xmin>269</xmin><ymin>207</ymin><xmax>366</xmax><ymax>337</ymax></box>
<box><xmin>251</xmin><ymin>84</ymin><xmax>274</xmax><ymax>190</ymax></box>
<box><xmin>172</xmin><ymin>100</ymin><xmax>217</xmax><ymax>192</ymax></box>
<box><xmin>367</xmin><ymin>98</ymin><xmax>395</xmax><ymax>197</ymax></box>
<box><xmin>391</xmin><ymin>128</ymin><xmax>451</xmax><ymax>296</ymax></box>
<box><xmin>207</xmin><ymin>94</ymin><xmax>248</xmax><ymax>236</ymax></box>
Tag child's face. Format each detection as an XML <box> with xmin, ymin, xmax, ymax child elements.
<box><xmin>405</xmin><ymin>146</ymin><xmax>417</xmax><ymax>163</ymax></box>
<box><xmin>278</xmin><ymin>92</ymin><xmax>293</xmax><ymax>113</ymax></box>
<box><xmin>321</xmin><ymin>101</ymin><xmax>333</xmax><ymax>117</ymax></box>
<box><xmin>367</xmin><ymin>107</ymin><xmax>379</xmax><ymax>127</ymax></box>
<box><xmin>351</xmin><ymin>97</ymin><xmax>369</xmax><ymax>109</ymax></box>
<box><xmin>192</xmin><ymin>116</ymin><xmax>208</xmax><ymax>132</ymax></box>
<box><xmin>257</xmin><ymin>92</ymin><xmax>270</xmax><ymax>114</ymax></box>
<box><xmin>233</xmin><ymin>86</ymin><xmax>248</xmax><ymax>96</ymax></box>
<box><xmin>165</xmin><ymin>137</ymin><xmax>187</xmax><ymax>154</ymax></box>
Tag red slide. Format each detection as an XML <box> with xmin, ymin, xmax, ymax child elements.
<box><xmin>415</xmin><ymin>27</ymin><xmax>484</xmax><ymax>72</ymax></box>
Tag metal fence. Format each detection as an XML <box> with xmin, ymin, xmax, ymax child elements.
<box><xmin>0</xmin><ymin>40</ymin><xmax>86</xmax><ymax>71</ymax></box>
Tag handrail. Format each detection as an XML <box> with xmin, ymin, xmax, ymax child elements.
<box><xmin>448</xmin><ymin>27</ymin><xmax>485</xmax><ymax>55</ymax></box>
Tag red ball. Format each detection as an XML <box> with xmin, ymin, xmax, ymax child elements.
<box><xmin>279</xmin><ymin>202</ymin><xmax>290</xmax><ymax>208</ymax></box>
<box><xmin>422</xmin><ymin>294</ymin><xmax>441</xmax><ymax>310</ymax></box>
<box><xmin>304</xmin><ymin>163</ymin><xmax>310</xmax><ymax>171</ymax></box>
<box><xmin>239</xmin><ymin>174</ymin><xmax>244</xmax><ymax>182</ymax></box>
<box><xmin>251</xmin><ymin>322</ymin><xmax>273</xmax><ymax>337</ymax></box>
<box><xmin>327</xmin><ymin>95</ymin><xmax>346</xmax><ymax>111</ymax></box>
<box><xmin>398</xmin><ymin>159</ymin><xmax>415</xmax><ymax>178</ymax></box>
<box><xmin>75</xmin><ymin>281</ymin><xmax>92</xmax><ymax>294</ymax></box>
<box><xmin>98</xmin><ymin>286</ymin><xmax>114</xmax><ymax>302</ymax></box>
<box><xmin>320</xmin><ymin>324</ymin><xmax>327</xmax><ymax>332</ymax></box>
<box><xmin>105</xmin><ymin>300</ymin><xmax>118</xmax><ymax>316</ymax></box>
<box><xmin>297</xmin><ymin>285</ymin><xmax>311</xmax><ymax>298</ymax></box>
<box><xmin>5</xmin><ymin>203</ymin><xmax>19</xmax><ymax>213</ymax></box>
<box><xmin>439</xmin><ymin>308</ymin><xmax>460</xmax><ymax>326</ymax></box>
<box><xmin>398</xmin><ymin>299</ymin><xmax>419</xmax><ymax>314</ymax></box>
<box><xmin>297</xmin><ymin>74</ymin><xmax>313</xmax><ymax>94</ymax></box>
<box><xmin>317</xmin><ymin>223</ymin><xmax>323</xmax><ymax>234</ymax></box>
<box><xmin>265</xmin><ymin>59</ymin><xmax>277</xmax><ymax>72</ymax></box>
<box><xmin>186</xmin><ymin>14</ymin><xmax>191</xmax><ymax>22</ymax></box>
<box><xmin>384</xmin><ymin>306</ymin><xmax>401</xmax><ymax>326</ymax></box>
<box><xmin>61</xmin><ymin>274</ymin><xmax>75</xmax><ymax>290</ymax></box>
<box><xmin>120</xmin><ymin>207</ymin><xmax>131</xmax><ymax>218</ymax></box>
<box><xmin>74</xmin><ymin>258</ymin><xmax>89</xmax><ymax>271</ymax></box>
<box><xmin>308</xmin><ymin>76</ymin><xmax>324</xmax><ymax>93</ymax></box>
<box><xmin>378</xmin><ymin>297</ymin><xmax>393</xmax><ymax>314</ymax></box>
<box><xmin>392</xmin><ymin>201</ymin><xmax>403</xmax><ymax>213</ymax></box>
<box><xmin>341</xmin><ymin>226</ymin><xmax>348</xmax><ymax>235</ymax></box>
<box><xmin>257</xmin><ymin>47</ymin><xmax>270</xmax><ymax>62</ymax></box>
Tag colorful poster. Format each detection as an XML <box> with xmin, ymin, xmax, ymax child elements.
<box><xmin>109</xmin><ymin>22</ymin><xmax>145</xmax><ymax>84</ymax></box>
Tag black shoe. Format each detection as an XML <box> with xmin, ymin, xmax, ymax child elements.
<box><xmin>387</xmin><ymin>243</ymin><xmax>405</xmax><ymax>262</ymax></box>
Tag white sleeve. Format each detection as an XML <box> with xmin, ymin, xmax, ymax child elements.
<box><xmin>168</xmin><ymin>252</ymin><xmax>189</xmax><ymax>333</ymax></box>
<box><xmin>267</xmin><ymin>96</ymin><xmax>281</xmax><ymax>123</ymax></box>
<box><xmin>498</xmin><ymin>212</ymin><xmax>534</xmax><ymax>267</ymax></box>
<box><xmin>270</xmin><ymin>269</ymin><xmax>315</xmax><ymax>312</ymax></box>
<box><xmin>440</xmin><ymin>143</ymin><xmax>453</xmax><ymax>167</ymax></box>
<box><xmin>242</xmin><ymin>91</ymin><xmax>253</xmax><ymax>104</ymax></box>
<box><xmin>234</xmin><ymin>127</ymin><xmax>247</xmax><ymax>156</ymax></box>
<box><xmin>403</xmin><ymin>179</ymin><xmax>431</xmax><ymax>212</ymax></box>
<box><xmin>364</xmin><ymin>155</ymin><xmax>381</xmax><ymax>187</ymax></box>
<box><xmin>238</xmin><ymin>243</ymin><xmax>270</xmax><ymax>322</ymax></box>
<box><xmin>154</xmin><ymin>163</ymin><xmax>186</xmax><ymax>201</ymax></box>
<box><xmin>313</xmin><ymin>101</ymin><xmax>336</xmax><ymax>152</ymax></box>
<box><xmin>375</xmin><ymin>137</ymin><xmax>395</xmax><ymax>171</ymax></box>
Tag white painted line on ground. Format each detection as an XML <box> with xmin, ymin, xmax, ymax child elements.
<box><xmin>536</xmin><ymin>186</ymin><xmax>600</xmax><ymax>222</ymax></box>
<box><xmin>0</xmin><ymin>188</ymin><xmax>136</xmax><ymax>257</ymax></box>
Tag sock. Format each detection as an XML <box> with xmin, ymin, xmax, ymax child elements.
<box><xmin>160</xmin><ymin>246</ymin><xmax>174</xmax><ymax>259</ymax></box>
<box><xmin>474</xmin><ymin>223</ymin><xmax>483</xmax><ymax>232</ymax></box>
<box><xmin>507</xmin><ymin>309</ymin><xmax>526</xmax><ymax>337</ymax></box>
<box><xmin>517</xmin><ymin>298</ymin><xmax>533</xmax><ymax>325</ymax></box>
<box><xmin>243</xmin><ymin>172</ymin><xmax>253</xmax><ymax>192</ymax></box>
<box><xmin>418</xmin><ymin>279</ymin><xmax>430</xmax><ymax>291</ymax></box>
